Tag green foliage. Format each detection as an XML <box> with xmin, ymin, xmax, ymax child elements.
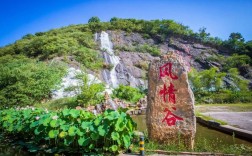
<box><xmin>224</xmin><ymin>32</ymin><xmax>245</xmax><ymax>52</ymax></box>
<box><xmin>114</xmin><ymin>44</ymin><xmax>161</xmax><ymax>56</ymax></box>
<box><xmin>223</xmin><ymin>54</ymin><xmax>251</xmax><ymax>71</ymax></box>
<box><xmin>73</xmin><ymin>46</ymin><xmax>103</xmax><ymax>70</ymax></box>
<box><xmin>77</xmin><ymin>73</ymin><xmax>105</xmax><ymax>107</ymax></box>
<box><xmin>189</xmin><ymin>67</ymin><xmax>226</xmax><ymax>93</ymax></box>
<box><xmin>189</xmin><ymin>67</ymin><xmax>250</xmax><ymax>103</ymax></box>
<box><xmin>0</xmin><ymin>55</ymin><xmax>66</xmax><ymax>107</ymax></box>
<box><xmin>0</xmin><ymin>25</ymin><xmax>102</xmax><ymax>70</ymax></box>
<box><xmin>0</xmin><ymin>108</ymin><xmax>136</xmax><ymax>154</ymax></box>
<box><xmin>226</xmin><ymin>68</ymin><xmax>249</xmax><ymax>91</ymax></box>
<box><xmin>135</xmin><ymin>44</ymin><xmax>161</xmax><ymax>56</ymax></box>
<box><xmin>112</xmin><ymin>85</ymin><xmax>145</xmax><ymax>103</ymax></box>
<box><xmin>88</xmin><ymin>16</ymin><xmax>101</xmax><ymax>23</ymax></box>
<box><xmin>34</xmin><ymin>97</ymin><xmax>78</xmax><ymax>110</ymax></box>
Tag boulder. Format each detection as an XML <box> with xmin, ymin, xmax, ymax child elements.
<box><xmin>146</xmin><ymin>53</ymin><xmax>196</xmax><ymax>149</ymax></box>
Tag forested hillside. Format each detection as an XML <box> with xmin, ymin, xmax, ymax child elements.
<box><xmin>0</xmin><ymin>17</ymin><xmax>252</xmax><ymax>108</ymax></box>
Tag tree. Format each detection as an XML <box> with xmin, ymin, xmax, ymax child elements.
<box><xmin>77</xmin><ymin>73</ymin><xmax>105</xmax><ymax>107</ymax></box>
<box><xmin>225</xmin><ymin>32</ymin><xmax>245</xmax><ymax>53</ymax></box>
<box><xmin>198</xmin><ymin>27</ymin><xmax>210</xmax><ymax>42</ymax></box>
<box><xmin>88</xmin><ymin>16</ymin><xmax>101</xmax><ymax>23</ymax></box>
<box><xmin>110</xmin><ymin>17</ymin><xmax>119</xmax><ymax>23</ymax></box>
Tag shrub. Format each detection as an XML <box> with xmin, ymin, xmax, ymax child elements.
<box><xmin>77</xmin><ymin>73</ymin><xmax>105</xmax><ymax>107</ymax></box>
<box><xmin>0</xmin><ymin>108</ymin><xmax>136</xmax><ymax>154</ymax></box>
<box><xmin>112</xmin><ymin>85</ymin><xmax>145</xmax><ymax>103</ymax></box>
<box><xmin>0</xmin><ymin>55</ymin><xmax>66</xmax><ymax>107</ymax></box>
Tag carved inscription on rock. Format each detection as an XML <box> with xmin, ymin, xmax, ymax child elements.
<box><xmin>147</xmin><ymin>54</ymin><xmax>196</xmax><ymax>149</ymax></box>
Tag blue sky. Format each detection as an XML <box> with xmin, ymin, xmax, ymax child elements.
<box><xmin>0</xmin><ymin>0</ymin><xmax>252</xmax><ymax>47</ymax></box>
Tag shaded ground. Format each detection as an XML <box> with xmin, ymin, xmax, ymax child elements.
<box><xmin>196</xmin><ymin>104</ymin><xmax>252</xmax><ymax>131</ymax></box>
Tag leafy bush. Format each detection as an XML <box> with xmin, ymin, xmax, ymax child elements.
<box><xmin>189</xmin><ymin>67</ymin><xmax>226</xmax><ymax>93</ymax></box>
<box><xmin>0</xmin><ymin>108</ymin><xmax>136</xmax><ymax>154</ymax></box>
<box><xmin>135</xmin><ymin>44</ymin><xmax>161</xmax><ymax>56</ymax></box>
<box><xmin>112</xmin><ymin>85</ymin><xmax>145</xmax><ymax>103</ymax></box>
<box><xmin>189</xmin><ymin>67</ymin><xmax>250</xmax><ymax>103</ymax></box>
<box><xmin>0</xmin><ymin>55</ymin><xmax>66</xmax><ymax>107</ymax></box>
<box><xmin>195</xmin><ymin>91</ymin><xmax>252</xmax><ymax>104</ymax></box>
<box><xmin>223</xmin><ymin>54</ymin><xmax>251</xmax><ymax>71</ymax></box>
<box><xmin>77</xmin><ymin>73</ymin><xmax>105</xmax><ymax>107</ymax></box>
<box><xmin>73</xmin><ymin>46</ymin><xmax>103</xmax><ymax>71</ymax></box>
<box><xmin>114</xmin><ymin>44</ymin><xmax>161</xmax><ymax>56</ymax></box>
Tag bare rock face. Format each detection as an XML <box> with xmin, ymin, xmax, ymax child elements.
<box><xmin>146</xmin><ymin>53</ymin><xmax>196</xmax><ymax>149</ymax></box>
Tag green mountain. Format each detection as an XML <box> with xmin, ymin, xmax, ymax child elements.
<box><xmin>0</xmin><ymin>17</ymin><xmax>251</xmax><ymax>108</ymax></box>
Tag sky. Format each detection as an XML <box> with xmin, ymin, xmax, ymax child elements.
<box><xmin>0</xmin><ymin>0</ymin><xmax>252</xmax><ymax>47</ymax></box>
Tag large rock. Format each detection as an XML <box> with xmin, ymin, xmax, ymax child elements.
<box><xmin>146</xmin><ymin>53</ymin><xmax>196</xmax><ymax>149</ymax></box>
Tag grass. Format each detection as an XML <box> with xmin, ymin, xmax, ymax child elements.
<box><xmin>130</xmin><ymin>139</ymin><xmax>252</xmax><ymax>155</ymax></box>
<box><xmin>34</xmin><ymin>97</ymin><xmax>78</xmax><ymax>110</ymax></box>
<box><xmin>195</xmin><ymin>111</ymin><xmax>227</xmax><ymax>125</ymax></box>
<box><xmin>195</xmin><ymin>103</ymin><xmax>252</xmax><ymax>112</ymax></box>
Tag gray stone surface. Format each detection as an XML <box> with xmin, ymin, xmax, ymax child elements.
<box><xmin>202</xmin><ymin>112</ymin><xmax>252</xmax><ymax>131</ymax></box>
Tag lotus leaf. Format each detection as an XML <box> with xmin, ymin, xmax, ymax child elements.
<box><xmin>49</xmin><ymin>130</ymin><xmax>59</xmax><ymax>138</ymax></box>
<box><xmin>110</xmin><ymin>145</ymin><xmax>118</xmax><ymax>152</ymax></box>
<box><xmin>59</xmin><ymin>131</ymin><xmax>68</xmax><ymax>138</ymax></box>
<box><xmin>50</xmin><ymin>119</ymin><xmax>60</xmax><ymax>128</ymax></box>
<box><xmin>68</xmin><ymin>126</ymin><xmax>77</xmax><ymax>136</ymax></box>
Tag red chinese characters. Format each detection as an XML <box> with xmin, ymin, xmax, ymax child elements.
<box><xmin>159</xmin><ymin>83</ymin><xmax>177</xmax><ymax>104</ymax></box>
<box><xmin>162</xmin><ymin>108</ymin><xmax>183</xmax><ymax>126</ymax></box>
<box><xmin>159</xmin><ymin>62</ymin><xmax>183</xmax><ymax>126</ymax></box>
<box><xmin>159</xmin><ymin>63</ymin><xmax>178</xmax><ymax>79</ymax></box>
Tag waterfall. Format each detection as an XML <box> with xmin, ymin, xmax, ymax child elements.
<box><xmin>100</xmin><ymin>31</ymin><xmax>120</xmax><ymax>88</ymax></box>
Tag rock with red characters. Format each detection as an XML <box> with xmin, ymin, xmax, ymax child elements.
<box><xmin>147</xmin><ymin>53</ymin><xmax>196</xmax><ymax>149</ymax></box>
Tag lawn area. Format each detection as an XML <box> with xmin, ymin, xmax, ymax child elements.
<box><xmin>195</xmin><ymin>103</ymin><xmax>252</xmax><ymax>125</ymax></box>
<box><xmin>195</xmin><ymin>103</ymin><xmax>252</xmax><ymax>112</ymax></box>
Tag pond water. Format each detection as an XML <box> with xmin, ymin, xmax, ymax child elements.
<box><xmin>131</xmin><ymin>115</ymin><xmax>252</xmax><ymax>147</ymax></box>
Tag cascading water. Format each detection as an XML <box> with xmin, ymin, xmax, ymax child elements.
<box><xmin>100</xmin><ymin>31</ymin><xmax>120</xmax><ymax>88</ymax></box>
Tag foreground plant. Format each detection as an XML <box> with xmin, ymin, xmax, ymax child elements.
<box><xmin>0</xmin><ymin>107</ymin><xmax>136</xmax><ymax>154</ymax></box>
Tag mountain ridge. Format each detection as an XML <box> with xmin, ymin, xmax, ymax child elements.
<box><xmin>0</xmin><ymin>17</ymin><xmax>251</xmax><ymax>107</ymax></box>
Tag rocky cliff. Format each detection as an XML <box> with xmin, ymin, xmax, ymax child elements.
<box><xmin>97</xmin><ymin>30</ymin><xmax>251</xmax><ymax>89</ymax></box>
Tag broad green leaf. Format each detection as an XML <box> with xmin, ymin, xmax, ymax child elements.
<box><xmin>91</xmin><ymin>133</ymin><xmax>99</xmax><ymax>140</ymax></box>
<box><xmin>115</xmin><ymin>117</ymin><xmax>126</xmax><ymax>131</ymax></box>
<box><xmin>69</xmin><ymin>109</ymin><xmax>80</xmax><ymax>118</ymax></box>
<box><xmin>111</xmin><ymin>132</ymin><xmax>119</xmax><ymax>141</ymax></box>
<box><xmin>98</xmin><ymin>125</ymin><xmax>106</xmax><ymax>136</ymax></box>
<box><xmin>76</xmin><ymin>129</ymin><xmax>84</xmax><ymax>136</ymax></box>
<box><xmin>43</xmin><ymin>118</ymin><xmax>51</xmax><ymax>126</ymax></box>
<box><xmin>81</xmin><ymin>121</ymin><xmax>92</xmax><ymax>130</ymax></box>
<box><xmin>123</xmin><ymin>135</ymin><xmax>130</xmax><ymax>148</ymax></box>
<box><xmin>110</xmin><ymin>145</ymin><xmax>118</xmax><ymax>152</ymax></box>
<box><xmin>60</xmin><ymin>124</ymin><xmax>70</xmax><ymax>131</ymax></box>
<box><xmin>105</xmin><ymin>111</ymin><xmax>119</xmax><ymax>120</ymax></box>
<box><xmin>78</xmin><ymin>137</ymin><xmax>85</xmax><ymax>146</ymax></box>
<box><xmin>94</xmin><ymin>117</ymin><xmax>102</xmax><ymax>126</ymax></box>
<box><xmin>48</xmin><ymin>130</ymin><xmax>59</xmax><ymax>138</ymax></box>
<box><xmin>30</xmin><ymin>121</ymin><xmax>39</xmax><ymax>128</ymax></box>
<box><xmin>34</xmin><ymin>126</ymin><xmax>44</xmax><ymax>135</ymax></box>
<box><xmin>78</xmin><ymin>137</ymin><xmax>90</xmax><ymax>146</ymax></box>
<box><xmin>62</xmin><ymin>109</ymin><xmax>70</xmax><ymax>117</ymax></box>
<box><xmin>68</xmin><ymin>126</ymin><xmax>77</xmax><ymax>136</ymax></box>
<box><xmin>50</xmin><ymin>120</ymin><xmax>59</xmax><ymax>128</ymax></box>
<box><xmin>89</xmin><ymin>144</ymin><xmax>95</xmax><ymax>150</ymax></box>
<box><xmin>59</xmin><ymin>131</ymin><xmax>68</xmax><ymax>138</ymax></box>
